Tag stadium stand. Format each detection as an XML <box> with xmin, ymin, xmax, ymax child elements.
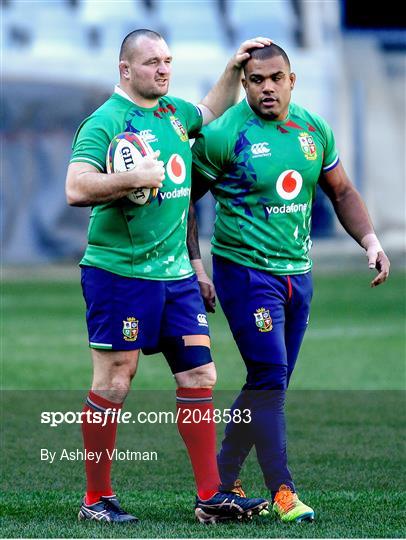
<box><xmin>1</xmin><ymin>0</ymin><xmax>404</xmax><ymax>263</ymax></box>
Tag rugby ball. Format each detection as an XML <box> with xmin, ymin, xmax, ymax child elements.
<box><xmin>106</xmin><ymin>132</ymin><xmax>159</xmax><ymax>205</ymax></box>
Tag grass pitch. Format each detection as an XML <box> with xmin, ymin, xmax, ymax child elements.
<box><xmin>1</xmin><ymin>269</ymin><xmax>405</xmax><ymax>537</ymax></box>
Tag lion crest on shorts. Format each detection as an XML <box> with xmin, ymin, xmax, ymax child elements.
<box><xmin>254</xmin><ymin>308</ymin><xmax>273</xmax><ymax>332</ymax></box>
<box><xmin>123</xmin><ymin>317</ymin><xmax>139</xmax><ymax>341</ymax></box>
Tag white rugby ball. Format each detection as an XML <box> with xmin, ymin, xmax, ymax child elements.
<box><xmin>106</xmin><ymin>131</ymin><xmax>159</xmax><ymax>205</ymax></box>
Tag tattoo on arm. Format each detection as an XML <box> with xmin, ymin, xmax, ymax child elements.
<box><xmin>187</xmin><ymin>203</ymin><xmax>201</xmax><ymax>260</ymax></box>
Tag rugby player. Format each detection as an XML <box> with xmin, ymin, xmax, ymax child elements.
<box><xmin>190</xmin><ymin>43</ymin><xmax>390</xmax><ymax>523</ymax></box>
<box><xmin>65</xmin><ymin>29</ymin><xmax>271</xmax><ymax>524</ymax></box>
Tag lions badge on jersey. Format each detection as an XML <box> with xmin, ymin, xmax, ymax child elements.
<box><xmin>254</xmin><ymin>308</ymin><xmax>273</xmax><ymax>332</ymax></box>
<box><xmin>298</xmin><ymin>132</ymin><xmax>317</xmax><ymax>160</ymax></box>
<box><xmin>170</xmin><ymin>116</ymin><xmax>188</xmax><ymax>142</ymax></box>
<box><xmin>123</xmin><ymin>317</ymin><xmax>139</xmax><ymax>341</ymax></box>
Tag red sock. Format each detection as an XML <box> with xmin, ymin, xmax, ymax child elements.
<box><xmin>176</xmin><ymin>387</ymin><xmax>220</xmax><ymax>500</ymax></box>
<box><xmin>82</xmin><ymin>391</ymin><xmax>122</xmax><ymax>505</ymax></box>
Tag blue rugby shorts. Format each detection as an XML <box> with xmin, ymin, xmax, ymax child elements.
<box><xmin>81</xmin><ymin>266</ymin><xmax>210</xmax><ymax>353</ymax></box>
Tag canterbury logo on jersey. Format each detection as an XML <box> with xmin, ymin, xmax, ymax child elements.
<box><xmin>251</xmin><ymin>142</ymin><xmax>271</xmax><ymax>157</ymax></box>
<box><xmin>139</xmin><ymin>129</ymin><xmax>158</xmax><ymax>143</ymax></box>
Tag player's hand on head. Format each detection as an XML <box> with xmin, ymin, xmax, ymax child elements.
<box><xmin>370</xmin><ymin>250</ymin><xmax>390</xmax><ymax>288</ymax></box>
<box><xmin>233</xmin><ymin>37</ymin><xmax>272</xmax><ymax>69</ymax></box>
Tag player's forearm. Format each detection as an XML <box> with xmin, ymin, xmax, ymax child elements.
<box><xmin>66</xmin><ymin>157</ymin><xmax>164</xmax><ymax>206</ymax></box>
<box><xmin>200</xmin><ymin>61</ymin><xmax>242</xmax><ymax>121</ymax></box>
<box><xmin>332</xmin><ymin>185</ymin><xmax>389</xmax><ymax>284</ymax></box>
<box><xmin>187</xmin><ymin>202</ymin><xmax>202</xmax><ymax>260</ymax></box>
<box><xmin>66</xmin><ymin>170</ymin><xmax>139</xmax><ymax>207</ymax></box>
<box><xmin>330</xmin><ymin>186</ymin><xmax>376</xmax><ymax>245</ymax></box>
<box><xmin>187</xmin><ymin>202</ymin><xmax>216</xmax><ymax>310</ymax></box>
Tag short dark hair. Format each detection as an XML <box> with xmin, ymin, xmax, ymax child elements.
<box><xmin>243</xmin><ymin>43</ymin><xmax>291</xmax><ymax>73</ymax></box>
<box><xmin>119</xmin><ymin>29</ymin><xmax>163</xmax><ymax>61</ymax></box>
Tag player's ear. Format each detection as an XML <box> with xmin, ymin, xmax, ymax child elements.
<box><xmin>289</xmin><ymin>72</ymin><xmax>296</xmax><ymax>90</ymax></box>
<box><xmin>241</xmin><ymin>77</ymin><xmax>248</xmax><ymax>91</ymax></box>
<box><xmin>119</xmin><ymin>60</ymin><xmax>130</xmax><ymax>80</ymax></box>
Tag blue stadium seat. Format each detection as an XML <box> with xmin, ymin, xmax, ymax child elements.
<box><xmin>3</xmin><ymin>0</ymin><xmax>85</xmax><ymax>53</ymax></box>
<box><xmin>155</xmin><ymin>0</ymin><xmax>222</xmax><ymax>45</ymax></box>
<box><xmin>230</xmin><ymin>0</ymin><xmax>298</xmax><ymax>48</ymax></box>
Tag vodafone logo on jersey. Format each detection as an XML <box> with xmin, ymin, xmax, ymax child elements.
<box><xmin>166</xmin><ymin>154</ymin><xmax>186</xmax><ymax>184</ymax></box>
<box><xmin>276</xmin><ymin>170</ymin><xmax>303</xmax><ymax>200</ymax></box>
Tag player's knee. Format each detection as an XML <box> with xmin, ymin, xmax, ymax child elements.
<box><xmin>245</xmin><ymin>361</ymin><xmax>288</xmax><ymax>391</ymax></box>
<box><xmin>92</xmin><ymin>372</ymin><xmax>132</xmax><ymax>402</ymax></box>
<box><xmin>176</xmin><ymin>362</ymin><xmax>217</xmax><ymax>388</ymax></box>
<box><xmin>195</xmin><ymin>362</ymin><xmax>217</xmax><ymax>388</ymax></box>
<box><xmin>104</xmin><ymin>377</ymin><xmax>131</xmax><ymax>402</ymax></box>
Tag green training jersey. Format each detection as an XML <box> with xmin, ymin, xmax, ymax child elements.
<box><xmin>70</xmin><ymin>87</ymin><xmax>202</xmax><ymax>279</ymax></box>
<box><xmin>192</xmin><ymin>99</ymin><xmax>339</xmax><ymax>275</ymax></box>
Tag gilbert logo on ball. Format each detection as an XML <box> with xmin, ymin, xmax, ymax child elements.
<box><xmin>276</xmin><ymin>170</ymin><xmax>303</xmax><ymax>201</ymax></box>
<box><xmin>166</xmin><ymin>154</ymin><xmax>186</xmax><ymax>185</ymax></box>
<box><xmin>106</xmin><ymin>132</ymin><xmax>159</xmax><ymax>205</ymax></box>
